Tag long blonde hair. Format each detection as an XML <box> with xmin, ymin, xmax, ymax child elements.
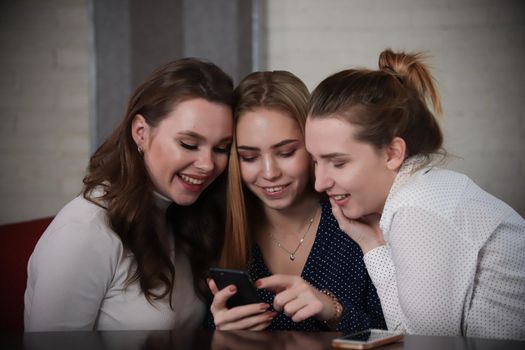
<box><xmin>219</xmin><ymin>71</ymin><xmax>310</xmax><ymax>269</ymax></box>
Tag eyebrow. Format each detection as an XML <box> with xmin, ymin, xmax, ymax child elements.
<box><xmin>319</xmin><ymin>152</ymin><xmax>348</xmax><ymax>160</ymax></box>
<box><xmin>177</xmin><ymin>131</ymin><xmax>232</xmax><ymax>143</ymax></box>
<box><xmin>237</xmin><ymin>139</ymin><xmax>299</xmax><ymax>151</ymax></box>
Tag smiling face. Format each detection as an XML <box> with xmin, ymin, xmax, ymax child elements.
<box><xmin>236</xmin><ymin>108</ymin><xmax>312</xmax><ymax>210</ymax></box>
<box><xmin>305</xmin><ymin>117</ymin><xmax>398</xmax><ymax>219</ymax></box>
<box><xmin>133</xmin><ymin>97</ymin><xmax>232</xmax><ymax>206</ymax></box>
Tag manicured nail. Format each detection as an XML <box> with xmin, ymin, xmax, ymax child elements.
<box><xmin>260</xmin><ymin>303</ymin><xmax>269</xmax><ymax>310</ymax></box>
<box><xmin>229</xmin><ymin>285</ymin><xmax>237</xmax><ymax>293</ymax></box>
<box><xmin>255</xmin><ymin>280</ymin><xmax>262</xmax><ymax>288</ymax></box>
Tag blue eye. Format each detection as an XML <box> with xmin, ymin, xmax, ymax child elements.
<box><xmin>180</xmin><ymin>141</ymin><xmax>198</xmax><ymax>150</ymax></box>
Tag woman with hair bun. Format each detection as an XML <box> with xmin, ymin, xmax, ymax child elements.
<box><xmin>305</xmin><ymin>49</ymin><xmax>525</xmax><ymax>339</ymax></box>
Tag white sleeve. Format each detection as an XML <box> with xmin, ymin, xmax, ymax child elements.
<box><xmin>25</xmin><ymin>220</ymin><xmax>119</xmax><ymax>331</ymax></box>
<box><xmin>372</xmin><ymin>206</ymin><xmax>469</xmax><ymax>336</ymax></box>
<box><xmin>363</xmin><ymin>244</ymin><xmax>403</xmax><ymax>332</ymax></box>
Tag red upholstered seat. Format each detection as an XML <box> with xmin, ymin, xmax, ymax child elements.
<box><xmin>0</xmin><ymin>217</ymin><xmax>53</xmax><ymax>332</ymax></box>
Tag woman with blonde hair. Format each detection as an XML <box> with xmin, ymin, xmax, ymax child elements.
<box><xmin>305</xmin><ymin>49</ymin><xmax>525</xmax><ymax>339</ymax></box>
<box><xmin>25</xmin><ymin>58</ymin><xmax>234</xmax><ymax>331</ymax></box>
<box><xmin>208</xmin><ymin>70</ymin><xmax>386</xmax><ymax>332</ymax></box>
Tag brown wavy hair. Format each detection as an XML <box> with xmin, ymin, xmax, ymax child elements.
<box><xmin>308</xmin><ymin>49</ymin><xmax>443</xmax><ymax>162</ymax></box>
<box><xmin>218</xmin><ymin>71</ymin><xmax>310</xmax><ymax>269</ymax></box>
<box><xmin>82</xmin><ymin>58</ymin><xmax>233</xmax><ymax>304</ymax></box>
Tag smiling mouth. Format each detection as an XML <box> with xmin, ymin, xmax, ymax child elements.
<box><xmin>260</xmin><ymin>184</ymin><xmax>290</xmax><ymax>194</ymax></box>
<box><xmin>179</xmin><ymin>174</ymin><xmax>206</xmax><ymax>185</ymax></box>
<box><xmin>266</xmin><ymin>186</ymin><xmax>284</xmax><ymax>193</ymax></box>
<box><xmin>333</xmin><ymin>194</ymin><xmax>350</xmax><ymax>201</ymax></box>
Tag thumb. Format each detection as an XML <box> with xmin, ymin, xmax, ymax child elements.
<box><xmin>329</xmin><ymin>198</ymin><xmax>351</xmax><ymax>231</ymax></box>
<box><xmin>208</xmin><ymin>278</ymin><xmax>219</xmax><ymax>295</ymax></box>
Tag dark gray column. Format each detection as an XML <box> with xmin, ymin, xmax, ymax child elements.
<box><xmin>129</xmin><ymin>0</ymin><xmax>183</xmax><ymax>88</ymax></box>
<box><xmin>91</xmin><ymin>0</ymin><xmax>133</xmax><ymax>150</ymax></box>
<box><xmin>91</xmin><ymin>0</ymin><xmax>252</xmax><ymax>151</ymax></box>
<box><xmin>182</xmin><ymin>0</ymin><xmax>252</xmax><ymax>84</ymax></box>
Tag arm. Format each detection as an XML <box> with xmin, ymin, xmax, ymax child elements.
<box><xmin>373</xmin><ymin>207</ymin><xmax>466</xmax><ymax>335</ymax></box>
<box><xmin>25</xmin><ymin>221</ymin><xmax>118</xmax><ymax>331</ymax></box>
<box><xmin>363</xmin><ymin>245</ymin><xmax>402</xmax><ymax>331</ymax></box>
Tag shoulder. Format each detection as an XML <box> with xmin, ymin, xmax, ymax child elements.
<box><xmin>383</xmin><ymin>168</ymin><xmax>468</xmax><ymax>219</ymax></box>
<box><xmin>398</xmin><ymin>167</ymin><xmax>469</xmax><ymax>207</ymax></box>
<box><xmin>382</xmin><ymin>168</ymin><xmax>522</xmax><ymax>243</ymax></box>
<box><xmin>32</xmin><ymin>194</ymin><xmax>123</xmax><ymax>262</ymax></box>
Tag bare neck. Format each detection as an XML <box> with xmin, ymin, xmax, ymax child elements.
<box><xmin>260</xmin><ymin>191</ymin><xmax>320</xmax><ymax>237</ymax></box>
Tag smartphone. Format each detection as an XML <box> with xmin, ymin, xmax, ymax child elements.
<box><xmin>331</xmin><ymin>329</ymin><xmax>403</xmax><ymax>349</ymax></box>
<box><xmin>209</xmin><ymin>267</ymin><xmax>262</xmax><ymax>308</ymax></box>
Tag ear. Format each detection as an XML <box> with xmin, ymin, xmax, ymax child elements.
<box><xmin>385</xmin><ymin>137</ymin><xmax>406</xmax><ymax>171</ymax></box>
<box><xmin>131</xmin><ymin>114</ymin><xmax>150</xmax><ymax>149</ymax></box>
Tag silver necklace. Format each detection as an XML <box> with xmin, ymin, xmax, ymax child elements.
<box><xmin>268</xmin><ymin>208</ymin><xmax>318</xmax><ymax>261</ymax></box>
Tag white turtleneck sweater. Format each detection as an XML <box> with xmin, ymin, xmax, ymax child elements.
<box><xmin>24</xmin><ymin>189</ymin><xmax>205</xmax><ymax>331</ymax></box>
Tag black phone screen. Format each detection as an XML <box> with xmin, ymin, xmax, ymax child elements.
<box><xmin>209</xmin><ymin>267</ymin><xmax>262</xmax><ymax>308</ymax></box>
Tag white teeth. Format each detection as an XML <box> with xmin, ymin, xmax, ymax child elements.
<box><xmin>180</xmin><ymin>174</ymin><xmax>205</xmax><ymax>185</ymax></box>
<box><xmin>265</xmin><ymin>186</ymin><xmax>284</xmax><ymax>193</ymax></box>
<box><xmin>334</xmin><ymin>194</ymin><xmax>349</xmax><ymax>201</ymax></box>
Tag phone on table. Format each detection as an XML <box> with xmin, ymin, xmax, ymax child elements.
<box><xmin>331</xmin><ymin>329</ymin><xmax>403</xmax><ymax>349</ymax></box>
<box><xmin>209</xmin><ymin>267</ymin><xmax>262</xmax><ymax>308</ymax></box>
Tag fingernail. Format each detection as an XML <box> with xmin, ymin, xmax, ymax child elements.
<box><xmin>229</xmin><ymin>285</ymin><xmax>237</xmax><ymax>293</ymax></box>
<box><xmin>255</xmin><ymin>280</ymin><xmax>262</xmax><ymax>288</ymax></box>
<box><xmin>260</xmin><ymin>303</ymin><xmax>269</xmax><ymax>310</ymax></box>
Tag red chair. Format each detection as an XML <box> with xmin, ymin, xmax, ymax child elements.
<box><xmin>0</xmin><ymin>217</ymin><xmax>53</xmax><ymax>332</ymax></box>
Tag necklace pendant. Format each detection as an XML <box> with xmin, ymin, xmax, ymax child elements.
<box><xmin>290</xmin><ymin>254</ymin><xmax>295</xmax><ymax>261</ymax></box>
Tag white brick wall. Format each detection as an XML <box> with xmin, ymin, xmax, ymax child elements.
<box><xmin>0</xmin><ymin>0</ymin><xmax>90</xmax><ymax>224</ymax></box>
<box><xmin>0</xmin><ymin>0</ymin><xmax>523</xmax><ymax>224</ymax></box>
<box><xmin>263</xmin><ymin>0</ymin><xmax>525</xmax><ymax>216</ymax></box>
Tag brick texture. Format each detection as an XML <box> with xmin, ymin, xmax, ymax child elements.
<box><xmin>1</xmin><ymin>0</ymin><xmax>523</xmax><ymax>223</ymax></box>
<box><xmin>0</xmin><ymin>0</ymin><xmax>90</xmax><ymax>224</ymax></box>
<box><xmin>264</xmin><ymin>0</ymin><xmax>525</xmax><ymax>216</ymax></box>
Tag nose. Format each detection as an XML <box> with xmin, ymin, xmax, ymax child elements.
<box><xmin>314</xmin><ymin>164</ymin><xmax>333</xmax><ymax>193</ymax></box>
<box><xmin>194</xmin><ymin>149</ymin><xmax>214</xmax><ymax>174</ymax></box>
<box><xmin>262</xmin><ymin>155</ymin><xmax>281</xmax><ymax>181</ymax></box>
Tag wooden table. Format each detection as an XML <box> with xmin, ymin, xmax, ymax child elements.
<box><xmin>2</xmin><ymin>329</ymin><xmax>523</xmax><ymax>350</ymax></box>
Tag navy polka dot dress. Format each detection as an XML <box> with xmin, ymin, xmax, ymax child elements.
<box><xmin>249</xmin><ymin>200</ymin><xmax>386</xmax><ymax>332</ymax></box>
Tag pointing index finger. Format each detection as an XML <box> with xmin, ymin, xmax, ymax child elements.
<box><xmin>255</xmin><ymin>274</ymin><xmax>294</xmax><ymax>292</ymax></box>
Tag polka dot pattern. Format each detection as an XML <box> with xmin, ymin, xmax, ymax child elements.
<box><xmin>249</xmin><ymin>200</ymin><xmax>386</xmax><ymax>332</ymax></box>
<box><xmin>365</xmin><ymin>156</ymin><xmax>525</xmax><ymax>340</ymax></box>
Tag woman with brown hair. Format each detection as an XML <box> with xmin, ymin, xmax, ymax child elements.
<box><xmin>208</xmin><ymin>71</ymin><xmax>385</xmax><ymax>332</ymax></box>
<box><xmin>305</xmin><ymin>49</ymin><xmax>525</xmax><ymax>339</ymax></box>
<box><xmin>24</xmin><ymin>58</ymin><xmax>234</xmax><ymax>331</ymax></box>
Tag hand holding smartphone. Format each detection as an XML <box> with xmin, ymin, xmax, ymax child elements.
<box><xmin>331</xmin><ymin>329</ymin><xmax>403</xmax><ymax>349</ymax></box>
<box><xmin>209</xmin><ymin>267</ymin><xmax>262</xmax><ymax>308</ymax></box>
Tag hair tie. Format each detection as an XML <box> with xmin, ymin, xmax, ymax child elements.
<box><xmin>382</xmin><ymin>65</ymin><xmax>404</xmax><ymax>84</ymax></box>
